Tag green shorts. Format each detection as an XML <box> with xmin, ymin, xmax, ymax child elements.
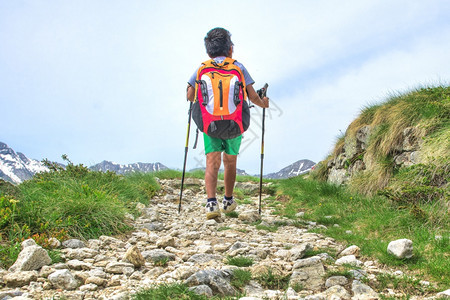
<box><xmin>203</xmin><ymin>134</ymin><xmax>242</xmax><ymax>155</ymax></box>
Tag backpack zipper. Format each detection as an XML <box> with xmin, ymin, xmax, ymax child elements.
<box><xmin>218</xmin><ymin>80</ymin><xmax>223</xmax><ymax>110</ymax></box>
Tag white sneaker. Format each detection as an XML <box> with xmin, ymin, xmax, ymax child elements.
<box><xmin>222</xmin><ymin>197</ymin><xmax>237</xmax><ymax>213</ymax></box>
<box><xmin>205</xmin><ymin>200</ymin><xmax>221</xmax><ymax>219</ymax></box>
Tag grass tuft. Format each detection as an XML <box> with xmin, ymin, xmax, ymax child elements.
<box><xmin>231</xmin><ymin>268</ymin><xmax>252</xmax><ymax>290</ymax></box>
<box><xmin>225</xmin><ymin>255</ymin><xmax>254</xmax><ymax>267</ymax></box>
<box><xmin>133</xmin><ymin>283</ymin><xmax>208</xmax><ymax>300</ymax></box>
<box><xmin>254</xmin><ymin>267</ymin><xmax>290</xmax><ymax>290</ymax></box>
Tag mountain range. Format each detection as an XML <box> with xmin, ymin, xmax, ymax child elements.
<box><xmin>0</xmin><ymin>142</ymin><xmax>315</xmax><ymax>184</ymax></box>
<box><xmin>90</xmin><ymin>160</ymin><xmax>168</xmax><ymax>174</ymax></box>
<box><xmin>264</xmin><ymin>159</ymin><xmax>316</xmax><ymax>179</ymax></box>
<box><xmin>0</xmin><ymin>142</ymin><xmax>49</xmax><ymax>184</ymax></box>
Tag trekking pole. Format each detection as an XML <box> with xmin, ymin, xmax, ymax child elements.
<box><xmin>257</xmin><ymin>83</ymin><xmax>268</xmax><ymax>215</ymax></box>
<box><xmin>178</xmin><ymin>101</ymin><xmax>193</xmax><ymax>213</ymax></box>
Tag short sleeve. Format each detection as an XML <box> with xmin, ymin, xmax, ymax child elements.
<box><xmin>234</xmin><ymin>61</ymin><xmax>255</xmax><ymax>86</ymax></box>
<box><xmin>188</xmin><ymin>68</ymin><xmax>198</xmax><ymax>87</ymax></box>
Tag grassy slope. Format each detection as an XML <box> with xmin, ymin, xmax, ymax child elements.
<box><xmin>314</xmin><ymin>85</ymin><xmax>449</xmax><ymax>195</ymax></box>
<box><xmin>303</xmin><ymin>85</ymin><xmax>450</xmax><ymax>288</ymax></box>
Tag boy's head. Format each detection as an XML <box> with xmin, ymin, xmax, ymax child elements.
<box><xmin>204</xmin><ymin>27</ymin><xmax>233</xmax><ymax>58</ymax></box>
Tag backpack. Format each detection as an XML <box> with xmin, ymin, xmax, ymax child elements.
<box><xmin>192</xmin><ymin>57</ymin><xmax>250</xmax><ymax>140</ymax></box>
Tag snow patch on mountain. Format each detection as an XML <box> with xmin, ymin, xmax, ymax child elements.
<box><xmin>264</xmin><ymin>159</ymin><xmax>316</xmax><ymax>179</ymax></box>
<box><xmin>90</xmin><ymin>160</ymin><xmax>168</xmax><ymax>174</ymax></box>
<box><xmin>0</xmin><ymin>142</ymin><xmax>49</xmax><ymax>184</ymax></box>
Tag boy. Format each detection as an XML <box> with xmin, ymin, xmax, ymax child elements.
<box><xmin>186</xmin><ymin>27</ymin><xmax>269</xmax><ymax>219</ymax></box>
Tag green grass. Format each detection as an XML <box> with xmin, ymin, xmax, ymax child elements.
<box><xmin>133</xmin><ymin>283</ymin><xmax>209</xmax><ymax>300</ymax></box>
<box><xmin>152</xmin><ymin>257</ymin><xmax>169</xmax><ymax>267</ymax></box>
<box><xmin>218</xmin><ymin>226</ymin><xmax>231</xmax><ymax>231</ymax></box>
<box><xmin>303</xmin><ymin>247</ymin><xmax>338</xmax><ymax>259</ymax></box>
<box><xmin>225</xmin><ymin>211</ymin><xmax>239</xmax><ymax>218</ymax></box>
<box><xmin>371</xmin><ymin>273</ymin><xmax>438</xmax><ymax>296</ymax></box>
<box><xmin>0</xmin><ymin>160</ymin><xmax>162</xmax><ymax>269</ymax></box>
<box><xmin>133</xmin><ymin>283</ymin><xmax>240</xmax><ymax>299</ymax></box>
<box><xmin>276</xmin><ymin>175</ymin><xmax>450</xmax><ymax>288</ymax></box>
<box><xmin>324</xmin><ymin>269</ymin><xmax>353</xmax><ymax>279</ymax></box>
<box><xmin>254</xmin><ymin>267</ymin><xmax>290</xmax><ymax>290</ymax></box>
<box><xmin>255</xmin><ymin>224</ymin><xmax>279</xmax><ymax>232</ymax></box>
<box><xmin>48</xmin><ymin>249</ymin><xmax>64</xmax><ymax>264</ymax></box>
<box><xmin>225</xmin><ymin>256</ymin><xmax>254</xmax><ymax>267</ymax></box>
<box><xmin>231</xmin><ymin>269</ymin><xmax>252</xmax><ymax>290</ymax></box>
<box><xmin>236</xmin><ymin>198</ymin><xmax>252</xmax><ymax>205</ymax></box>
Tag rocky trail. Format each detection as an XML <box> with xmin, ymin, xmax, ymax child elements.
<box><xmin>1</xmin><ymin>178</ymin><xmax>448</xmax><ymax>299</ymax></box>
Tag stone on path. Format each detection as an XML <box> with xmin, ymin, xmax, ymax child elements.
<box><xmin>3</xmin><ymin>271</ymin><xmax>38</xmax><ymax>287</ymax></box>
<box><xmin>290</xmin><ymin>256</ymin><xmax>325</xmax><ymax>291</ymax></box>
<box><xmin>62</xmin><ymin>239</ymin><xmax>86</xmax><ymax>249</ymax></box>
<box><xmin>123</xmin><ymin>245</ymin><xmax>145</xmax><ymax>268</ymax></box>
<box><xmin>352</xmin><ymin>280</ymin><xmax>379</xmax><ymax>299</ymax></box>
<box><xmin>48</xmin><ymin>269</ymin><xmax>80</xmax><ymax>290</ymax></box>
<box><xmin>335</xmin><ymin>255</ymin><xmax>362</xmax><ymax>267</ymax></box>
<box><xmin>185</xmin><ymin>269</ymin><xmax>236</xmax><ymax>296</ymax></box>
<box><xmin>339</xmin><ymin>245</ymin><xmax>360</xmax><ymax>257</ymax></box>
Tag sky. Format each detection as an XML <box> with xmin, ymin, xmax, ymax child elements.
<box><xmin>1</xmin><ymin>0</ymin><xmax>449</xmax><ymax>175</ymax></box>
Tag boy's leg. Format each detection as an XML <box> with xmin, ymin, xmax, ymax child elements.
<box><xmin>205</xmin><ymin>152</ymin><xmax>221</xmax><ymax>199</ymax></box>
<box><xmin>223</xmin><ymin>135</ymin><xmax>242</xmax><ymax>196</ymax></box>
<box><xmin>223</xmin><ymin>153</ymin><xmax>237</xmax><ymax>198</ymax></box>
<box><xmin>221</xmin><ymin>136</ymin><xmax>241</xmax><ymax>213</ymax></box>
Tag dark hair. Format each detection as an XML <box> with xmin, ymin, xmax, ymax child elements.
<box><xmin>204</xmin><ymin>27</ymin><xmax>233</xmax><ymax>58</ymax></box>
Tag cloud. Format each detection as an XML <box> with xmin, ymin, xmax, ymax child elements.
<box><xmin>1</xmin><ymin>0</ymin><xmax>449</xmax><ymax>174</ymax></box>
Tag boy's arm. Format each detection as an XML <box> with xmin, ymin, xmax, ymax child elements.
<box><xmin>187</xmin><ymin>84</ymin><xmax>195</xmax><ymax>102</ymax></box>
<box><xmin>247</xmin><ymin>84</ymin><xmax>269</xmax><ymax>108</ymax></box>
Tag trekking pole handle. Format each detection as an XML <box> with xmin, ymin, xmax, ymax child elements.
<box><xmin>257</xmin><ymin>83</ymin><xmax>268</xmax><ymax>99</ymax></box>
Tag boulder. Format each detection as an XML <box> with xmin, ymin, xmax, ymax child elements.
<box><xmin>387</xmin><ymin>239</ymin><xmax>413</xmax><ymax>259</ymax></box>
<box><xmin>105</xmin><ymin>262</ymin><xmax>135</xmax><ymax>275</ymax></box>
<box><xmin>290</xmin><ymin>243</ymin><xmax>312</xmax><ymax>261</ymax></box>
<box><xmin>142</xmin><ymin>249</ymin><xmax>176</xmax><ymax>262</ymax></box>
<box><xmin>123</xmin><ymin>245</ymin><xmax>145</xmax><ymax>268</ymax></box>
<box><xmin>185</xmin><ymin>269</ymin><xmax>235</xmax><ymax>296</ymax></box>
<box><xmin>3</xmin><ymin>271</ymin><xmax>38</xmax><ymax>287</ymax></box>
<box><xmin>238</xmin><ymin>211</ymin><xmax>261</xmax><ymax>223</ymax></box>
<box><xmin>21</xmin><ymin>239</ymin><xmax>36</xmax><ymax>249</ymax></box>
<box><xmin>339</xmin><ymin>245</ymin><xmax>360</xmax><ymax>257</ymax></box>
<box><xmin>8</xmin><ymin>245</ymin><xmax>52</xmax><ymax>272</ymax></box>
<box><xmin>62</xmin><ymin>239</ymin><xmax>86</xmax><ymax>249</ymax></box>
<box><xmin>325</xmin><ymin>276</ymin><xmax>349</xmax><ymax>288</ymax></box>
<box><xmin>188</xmin><ymin>254</ymin><xmax>223</xmax><ymax>264</ymax></box>
<box><xmin>335</xmin><ymin>255</ymin><xmax>362</xmax><ymax>267</ymax></box>
<box><xmin>318</xmin><ymin>285</ymin><xmax>351</xmax><ymax>299</ymax></box>
<box><xmin>328</xmin><ymin>169</ymin><xmax>349</xmax><ymax>185</ymax></box>
<box><xmin>290</xmin><ymin>256</ymin><xmax>325</xmax><ymax>291</ymax></box>
<box><xmin>156</xmin><ymin>236</ymin><xmax>176</xmax><ymax>248</ymax></box>
<box><xmin>352</xmin><ymin>280</ymin><xmax>379</xmax><ymax>299</ymax></box>
<box><xmin>61</xmin><ymin>248</ymin><xmax>98</xmax><ymax>260</ymax></box>
<box><xmin>189</xmin><ymin>284</ymin><xmax>214</xmax><ymax>297</ymax></box>
<box><xmin>47</xmin><ymin>237</ymin><xmax>61</xmax><ymax>249</ymax></box>
<box><xmin>48</xmin><ymin>269</ymin><xmax>80</xmax><ymax>290</ymax></box>
<box><xmin>437</xmin><ymin>289</ymin><xmax>450</xmax><ymax>298</ymax></box>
